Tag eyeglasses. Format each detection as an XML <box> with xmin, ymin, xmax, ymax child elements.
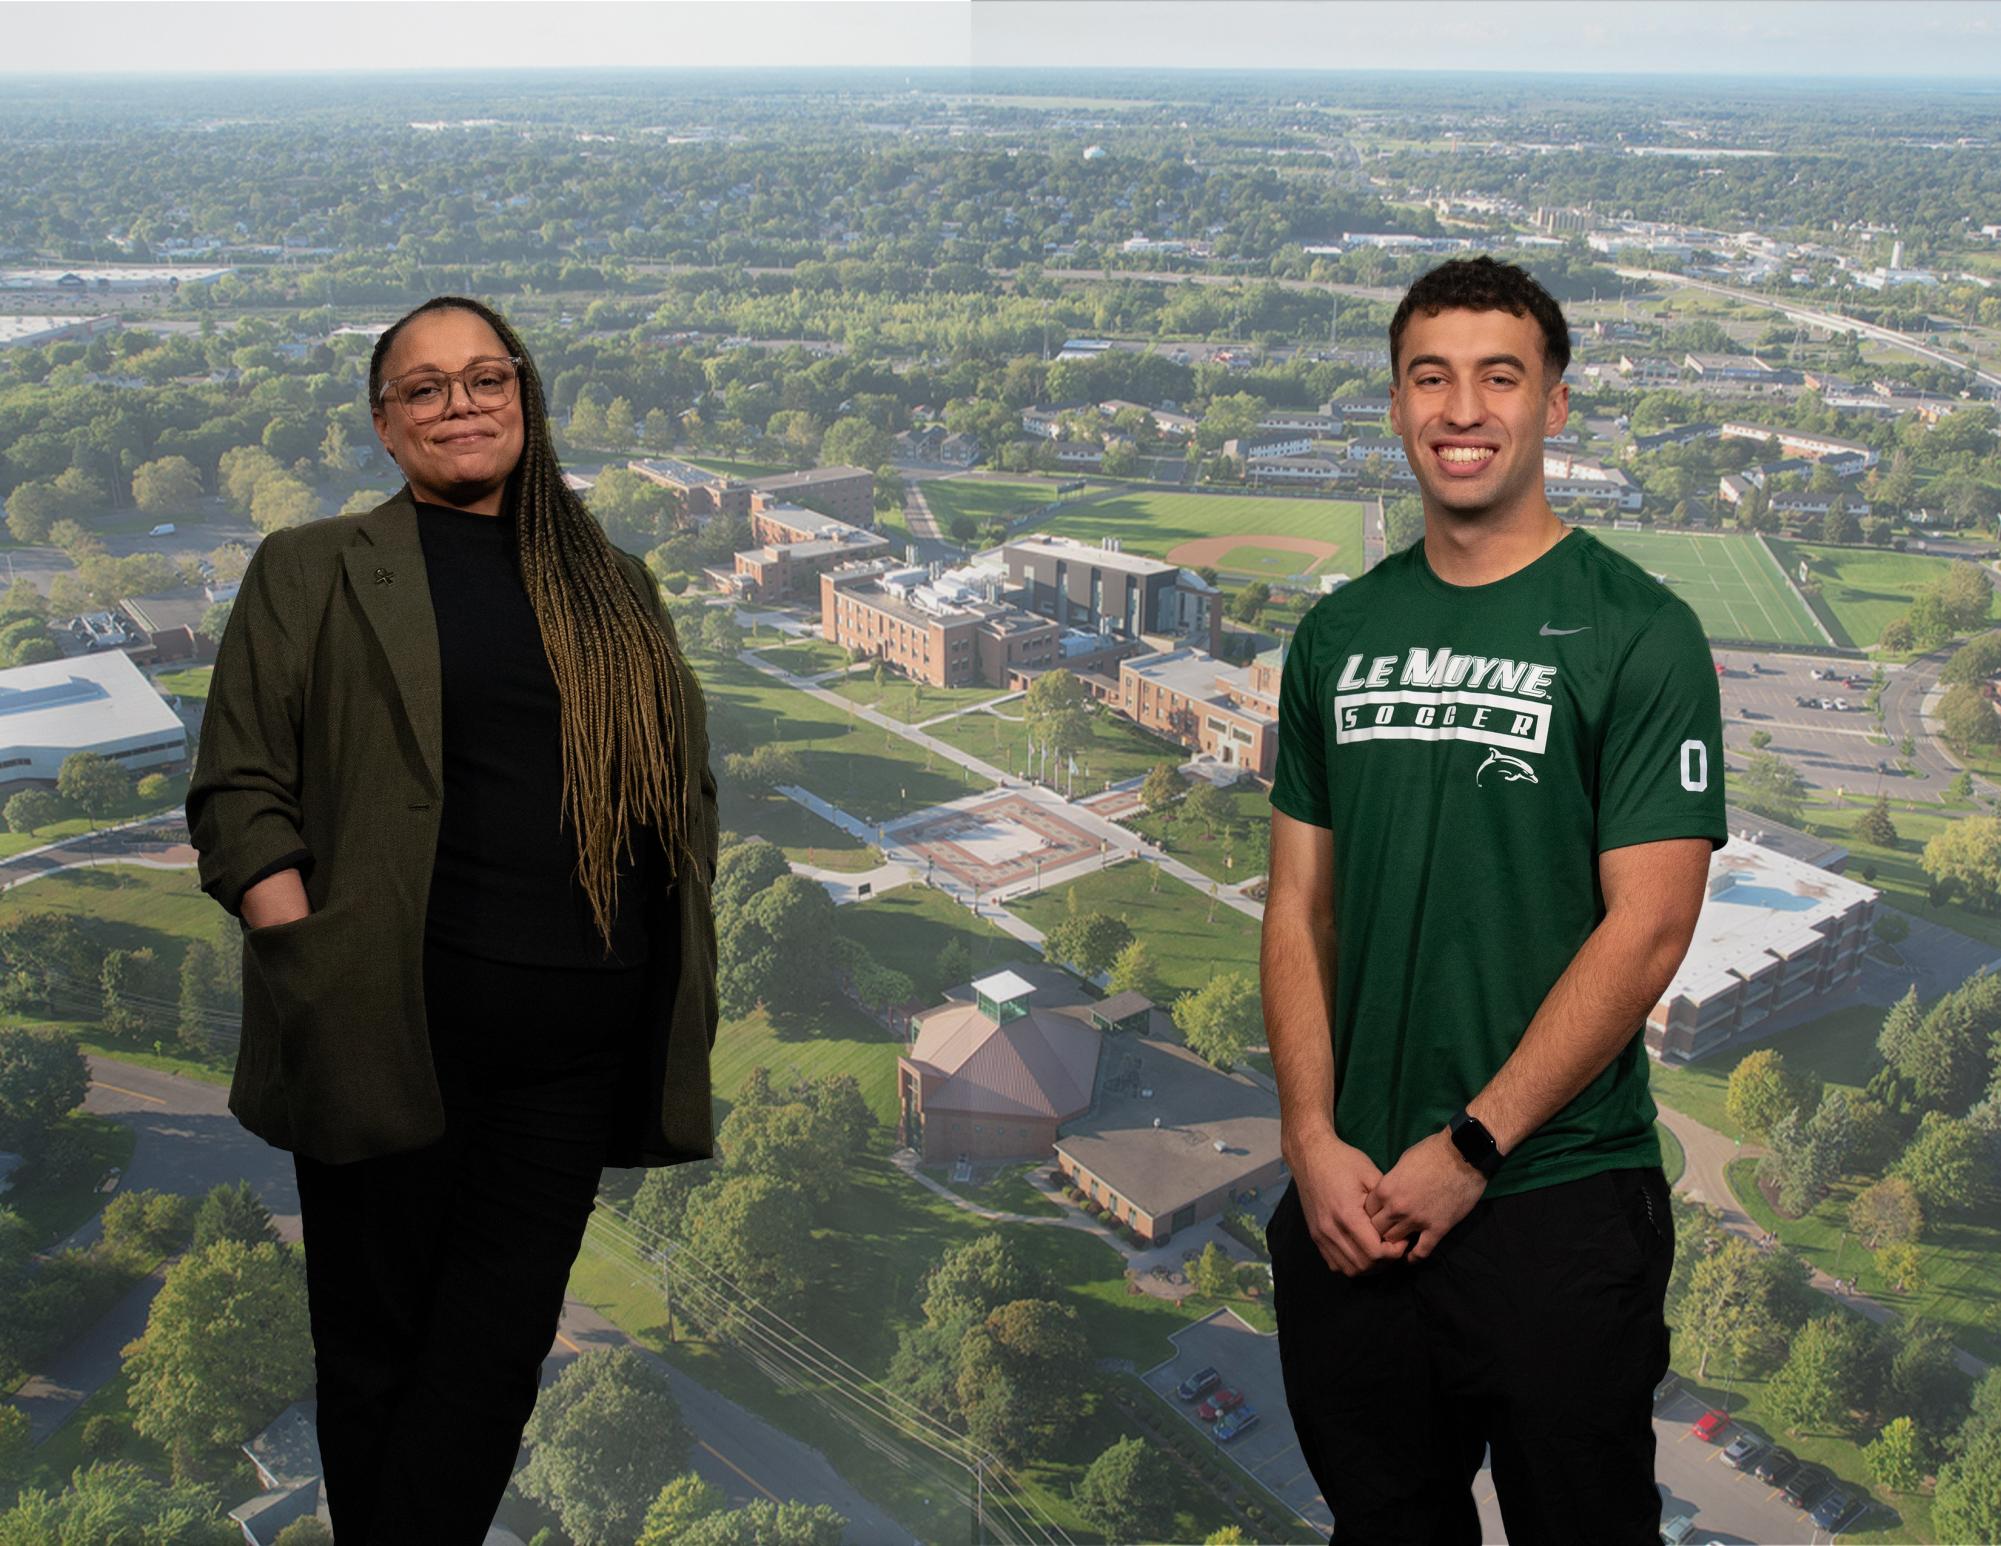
<box><xmin>377</xmin><ymin>356</ymin><xmax>522</xmax><ymax>422</ymax></box>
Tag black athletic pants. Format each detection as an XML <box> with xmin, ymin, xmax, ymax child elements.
<box><xmin>1267</xmin><ymin>1163</ymin><xmax>1675</xmax><ymax>1545</ymax></box>
<box><xmin>292</xmin><ymin>937</ymin><xmax>651</xmax><ymax>1546</ymax></box>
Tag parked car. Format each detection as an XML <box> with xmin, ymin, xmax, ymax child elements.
<box><xmin>1652</xmin><ymin>1371</ymin><xmax>1681</xmax><ymax>1406</ymax></box>
<box><xmin>1214</xmin><ymin>1405</ymin><xmax>1260</xmax><ymax>1442</ymax></box>
<box><xmin>148</xmin><ymin>522</ymin><xmax>176</xmax><ymax>536</ymax></box>
<box><xmin>1752</xmin><ymin>1445</ymin><xmax>1799</xmax><ymax>1485</ymax></box>
<box><xmin>1845</xmin><ymin>677</ymin><xmax>1871</xmax><ymax>690</ymax></box>
<box><xmin>1833</xmin><ymin>697</ymin><xmax>1849</xmax><ymax>710</ymax></box>
<box><xmin>1811</xmin><ymin>1487</ymin><xmax>1868</xmax><ymax>1533</ymax></box>
<box><xmin>1175</xmin><ymin>1366</ymin><xmax>1220</xmax><ymax>1402</ymax></box>
<box><xmin>1196</xmin><ymin>1386</ymin><xmax>1245</xmax><ymax>1422</ymax></box>
<box><xmin>1782</xmin><ymin>1461</ymin><xmax>1833</xmax><ymax>1508</ymax></box>
<box><xmin>1721</xmin><ymin>1432</ymin><xmax>1768</xmax><ymax>1470</ymax></box>
<box><xmin>1796</xmin><ymin>694</ymin><xmax>1815</xmax><ymax>706</ymax></box>
<box><xmin>1810</xmin><ymin>668</ymin><xmax>1828</xmax><ymax>679</ymax></box>
<box><xmin>1690</xmin><ymin>1408</ymin><xmax>1730</xmax><ymax>1443</ymax></box>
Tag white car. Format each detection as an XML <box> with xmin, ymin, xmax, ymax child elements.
<box><xmin>148</xmin><ymin>522</ymin><xmax>176</xmax><ymax>536</ymax></box>
<box><xmin>1833</xmin><ymin>697</ymin><xmax>1849</xmax><ymax>710</ymax></box>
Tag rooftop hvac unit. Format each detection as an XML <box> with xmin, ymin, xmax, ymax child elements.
<box><xmin>1213</xmin><ymin>1139</ymin><xmax>1227</xmax><ymax>1153</ymax></box>
<box><xmin>1140</xmin><ymin>1088</ymin><xmax>1152</xmax><ymax>1098</ymax></box>
<box><xmin>1152</xmin><ymin>1117</ymin><xmax>1162</xmax><ymax>1128</ymax></box>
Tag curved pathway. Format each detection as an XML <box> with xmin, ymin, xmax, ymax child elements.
<box><xmin>890</xmin><ymin>1149</ymin><xmax>1263</xmax><ymax>1305</ymax></box>
<box><xmin>1655</xmin><ymin>1100</ymin><xmax>1988</xmax><ymax>1378</ymax></box>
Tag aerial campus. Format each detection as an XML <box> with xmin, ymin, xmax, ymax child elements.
<box><xmin>1</xmin><ymin>49</ymin><xmax>2001</xmax><ymax>1546</ymax></box>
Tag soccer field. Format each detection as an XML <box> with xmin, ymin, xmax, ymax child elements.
<box><xmin>1589</xmin><ymin>529</ymin><xmax>1826</xmax><ymax>647</ymax></box>
<box><xmin>1032</xmin><ymin>490</ymin><xmax>1366</xmax><ymax>573</ymax></box>
<box><xmin>922</xmin><ymin>478</ymin><xmax>1086</xmax><ymax>531</ymax></box>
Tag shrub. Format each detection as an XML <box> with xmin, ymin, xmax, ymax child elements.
<box><xmin>81</xmin><ymin>1413</ymin><xmax>122</xmax><ymax>1458</ymax></box>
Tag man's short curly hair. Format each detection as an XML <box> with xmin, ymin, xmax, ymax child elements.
<box><xmin>1388</xmin><ymin>256</ymin><xmax>1570</xmax><ymax>385</ymax></box>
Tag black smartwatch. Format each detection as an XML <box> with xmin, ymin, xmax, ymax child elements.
<box><xmin>1448</xmin><ymin>1108</ymin><xmax>1505</xmax><ymax>1179</ymax></box>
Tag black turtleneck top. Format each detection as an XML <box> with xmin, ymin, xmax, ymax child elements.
<box><xmin>413</xmin><ymin>498</ymin><xmax>665</xmax><ymax>970</ymax></box>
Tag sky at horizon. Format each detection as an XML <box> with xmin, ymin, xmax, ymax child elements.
<box><xmin>2</xmin><ymin>0</ymin><xmax>1999</xmax><ymax>81</ymax></box>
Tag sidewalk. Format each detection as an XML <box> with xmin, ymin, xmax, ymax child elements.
<box><xmin>743</xmin><ymin>649</ymin><xmax>1265</xmax><ymax>925</ymax></box>
<box><xmin>890</xmin><ymin>1149</ymin><xmax>1267</xmax><ymax>1304</ymax></box>
<box><xmin>1655</xmin><ymin>1099</ymin><xmax>1989</xmax><ymax>1378</ymax></box>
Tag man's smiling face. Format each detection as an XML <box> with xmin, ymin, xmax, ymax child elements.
<box><xmin>1389</xmin><ymin>306</ymin><xmax>1569</xmax><ymax>522</ymax></box>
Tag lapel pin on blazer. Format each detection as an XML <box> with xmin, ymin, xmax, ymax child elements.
<box><xmin>374</xmin><ymin>566</ymin><xmax>396</xmax><ymax>584</ymax></box>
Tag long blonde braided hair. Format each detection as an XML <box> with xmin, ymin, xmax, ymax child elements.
<box><xmin>369</xmin><ymin>295</ymin><xmax>697</xmax><ymax>957</ymax></box>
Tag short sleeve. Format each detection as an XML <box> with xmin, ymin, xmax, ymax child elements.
<box><xmin>1270</xmin><ymin>620</ymin><xmax>1332</xmax><ymax>829</ymax></box>
<box><xmin>1595</xmin><ymin>600</ymin><xmax>1728</xmax><ymax>854</ymax></box>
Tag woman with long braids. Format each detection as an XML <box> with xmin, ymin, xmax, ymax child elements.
<box><xmin>186</xmin><ymin>295</ymin><xmax>720</xmax><ymax>1544</ymax></box>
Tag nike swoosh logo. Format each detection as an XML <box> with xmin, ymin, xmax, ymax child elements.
<box><xmin>1540</xmin><ymin>623</ymin><xmax>1590</xmax><ymax>635</ymax></box>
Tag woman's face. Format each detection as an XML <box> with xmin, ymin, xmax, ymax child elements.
<box><xmin>371</xmin><ymin>308</ymin><xmax>526</xmax><ymax>511</ymax></box>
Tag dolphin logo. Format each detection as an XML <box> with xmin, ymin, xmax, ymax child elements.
<box><xmin>1477</xmin><ymin>748</ymin><xmax>1539</xmax><ymax>786</ymax></box>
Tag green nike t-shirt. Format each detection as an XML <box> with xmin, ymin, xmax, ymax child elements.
<box><xmin>1268</xmin><ymin>524</ymin><xmax>1726</xmax><ymax>1199</ymax></box>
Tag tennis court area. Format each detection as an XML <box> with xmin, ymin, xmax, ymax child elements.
<box><xmin>1590</xmin><ymin>528</ymin><xmax>1825</xmax><ymax>646</ymax></box>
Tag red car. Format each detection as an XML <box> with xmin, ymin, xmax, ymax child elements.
<box><xmin>1691</xmin><ymin>1408</ymin><xmax>1731</xmax><ymax>1443</ymax></box>
<box><xmin>1197</xmin><ymin>1387</ymin><xmax>1246</xmax><ymax>1422</ymax></box>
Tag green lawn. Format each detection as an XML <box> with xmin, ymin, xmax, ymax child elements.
<box><xmin>755</xmin><ymin>639</ymin><xmax>853</xmax><ymax>677</ymax></box>
<box><xmin>2</xmin><ymin>1113</ymin><xmax>135</xmax><ymax>1248</ymax></box>
<box><xmin>706</xmin><ymin>998</ymin><xmax>906</xmax><ymax>1132</ymax></box>
<box><xmin>0</xmin><ymin>863</ymin><xmax>244</xmax><ymax>1085</ymax></box>
<box><xmin>1589</xmin><ymin>529</ymin><xmax>1824</xmax><ymax>646</ymax></box>
<box><xmin>1011</xmin><ymin>860</ymin><xmax>1259</xmax><ymax>998</ymax></box>
<box><xmin>681</xmin><ymin>452</ymin><xmax>795</xmax><ymax>480</ymax></box>
<box><xmin>1804</xmin><ymin>789</ymin><xmax>2001</xmax><ymax>951</ymax></box>
<box><xmin>0</xmin><ymin>861</ymin><xmax>219</xmax><ymax>949</ymax></box>
<box><xmin>701</xmin><ymin>650</ymin><xmax>989</xmax><ymax>825</ymax></box>
<box><xmin>1729</xmin><ymin>1156</ymin><xmax>2001</xmax><ymax>1367</ymax></box>
<box><xmin>921</xmin><ymin>477</ymin><xmax>1094</xmax><ymax>532</ymax></box>
<box><xmin>0</xmin><ymin>779</ymin><xmax>190</xmax><ymax>860</ymax></box>
<box><xmin>1126</xmin><ymin>785</ymin><xmax>1272</xmax><ymax>886</ymax></box>
<box><xmin>917</xmin><ymin>1159</ymin><xmax>1068</xmax><ymax>1219</ymax></box>
<box><xmin>152</xmin><ymin>665</ymin><xmax>213</xmax><ymax>703</ymax></box>
<box><xmin>926</xmin><ymin>701</ymin><xmax>1188</xmax><ymax>792</ymax></box>
<box><xmin>835</xmin><ymin>880</ymin><xmax>1041</xmax><ymax>1003</ymax></box>
<box><xmin>1766</xmin><ymin>539</ymin><xmax>1996</xmax><ymax>650</ymax></box>
<box><xmin>1030</xmin><ymin>490</ymin><xmax>1365</xmax><ymax>569</ymax></box>
<box><xmin>1647</xmin><ymin>1000</ymin><xmax>1889</xmax><ymax>1144</ymax></box>
<box><xmin>831</xmin><ymin>675</ymin><xmax>1013</xmax><ymax>724</ymax></box>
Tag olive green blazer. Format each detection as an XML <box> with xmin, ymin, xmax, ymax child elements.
<box><xmin>185</xmin><ymin>484</ymin><xmax>719</xmax><ymax>1167</ymax></box>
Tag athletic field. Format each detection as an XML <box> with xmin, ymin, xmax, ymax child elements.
<box><xmin>1033</xmin><ymin>490</ymin><xmax>1366</xmax><ymax>578</ymax></box>
<box><xmin>1766</xmin><ymin>539</ymin><xmax>1997</xmax><ymax>649</ymax></box>
<box><xmin>920</xmin><ymin>478</ymin><xmax>1092</xmax><ymax>531</ymax></box>
<box><xmin>1589</xmin><ymin>529</ymin><xmax>1825</xmax><ymax>647</ymax></box>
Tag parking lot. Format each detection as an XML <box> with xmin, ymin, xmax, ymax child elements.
<box><xmin>1715</xmin><ymin>651</ymin><xmax>1931</xmax><ymax>799</ymax></box>
<box><xmin>1144</xmin><ymin>1332</ymin><xmax>1881</xmax><ymax>1542</ymax></box>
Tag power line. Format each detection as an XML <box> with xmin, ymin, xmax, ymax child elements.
<box><xmin>592</xmin><ymin>1199</ymin><xmax>1075</xmax><ymax>1546</ymax></box>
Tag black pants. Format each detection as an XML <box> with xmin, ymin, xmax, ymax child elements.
<box><xmin>1267</xmin><ymin>1164</ymin><xmax>1675</xmax><ymax>1545</ymax></box>
<box><xmin>293</xmin><ymin>938</ymin><xmax>651</xmax><ymax>1546</ymax></box>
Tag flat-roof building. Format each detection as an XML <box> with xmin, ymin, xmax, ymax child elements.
<box><xmin>734</xmin><ymin>502</ymin><xmax>890</xmax><ymax>602</ymax></box>
<box><xmin>1647</xmin><ymin>836</ymin><xmax>1877</xmax><ymax>1064</ymax></box>
<box><xmin>746</xmin><ymin>465</ymin><xmax>874</xmax><ymax>526</ymax></box>
<box><xmin>0</xmin><ymin>651</ymin><xmax>186</xmax><ymax>792</ymax></box>
<box><xmin>1118</xmin><ymin>644</ymin><xmax>1281</xmax><ymax>779</ymax></box>
<box><xmin>629</xmin><ymin>457</ymin><xmax>752</xmax><ymax>521</ymax></box>
<box><xmin>1002</xmin><ymin>533</ymin><xmax>1221</xmax><ymax>656</ymax></box>
<box><xmin>1719</xmin><ymin>422</ymin><xmax>1879</xmax><ymax>469</ymax></box>
<box><xmin>823</xmin><ymin>560</ymin><xmax>1065</xmax><ymax>689</ymax></box>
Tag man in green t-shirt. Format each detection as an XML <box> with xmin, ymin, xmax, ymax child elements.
<box><xmin>1261</xmin><ymin>256</ymin><xmax>1724</xmax><ymax>1544</ymax></box>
